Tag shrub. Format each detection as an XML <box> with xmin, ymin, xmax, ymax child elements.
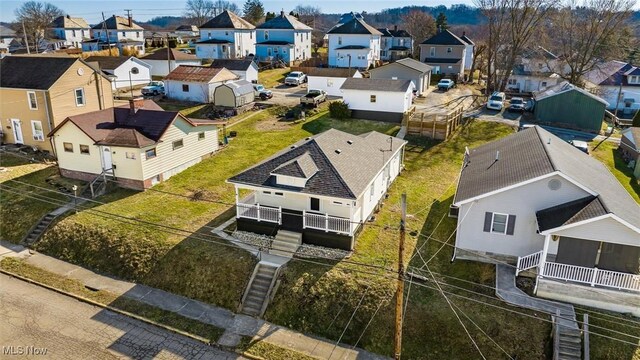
<box><xmin>79</xmin><ymin>48</ymin><xmax>120</xmax><ymax>58</ymax></box>
<box><xmin>328</xmin><ymin>101</ymin><xmax>351</xmax><ymax>119</ymax></box>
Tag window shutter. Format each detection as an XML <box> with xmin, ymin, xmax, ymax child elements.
<box><xmin>506</xmin><ymin>215</ymin><xmax>516</xmax><ymax>235</ymax></box>
<box><xmin>483</xmin><ymin>212</ymin><xmax>492</xmax><ymax>232</ymax></box>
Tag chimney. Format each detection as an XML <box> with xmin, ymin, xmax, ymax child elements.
<box><xmin>462</xmin><ymin>31</ymin><xmax>466</xmax><ymax>36</ymax></box>
<box><xmin>128</xmin><ymin>14</ymin><xmax>132</xmax><ymax>28</ymax></box>
<box><xmin>280</xmin><ymin>9</ymin><xmax>284</xmax><ymax>17</ymax></box>
<box><xmin>66</xmin><ymin>14</ymin><xmax>71</xmax><ymax>19</ymax></box>
<box><xmin>394</xmin><ymin>25</ymin><xmax>398</xmax><ymax>32</ymax></box>
<box><xmin>129</xmin><ymin>97</ymin><xmax>144</xmax><ymax>116</ymax></box>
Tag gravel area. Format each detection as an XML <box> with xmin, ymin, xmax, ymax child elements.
<box><xmin>231</xmin><ymin>230</ymin><xmax>351</xmax><ymax>260</ymax></box>
<box><xmin>232</xmin><ymin>231</ymin><xmax>273</xmax><ymax>251</ymax></box>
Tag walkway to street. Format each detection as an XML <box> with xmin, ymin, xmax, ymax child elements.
<box><xmin>0</xmin><ymin>240</ymin><xmax>388</xmax><ymax>360</ymax></box>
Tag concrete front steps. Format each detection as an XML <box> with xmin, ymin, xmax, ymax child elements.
<box><xmin>21</xmin><ymin>214</ymin><xmax>56</xmax><ymax>246</ymax></box>
<box><xmin>269</xmin><ymin>230</ymin><xmax>302</xmax><ymax>257</ymax></box>
<box><xmin>239</xmin><ymin>262</ymin><xmax>279</xmax><ymax>317</ymax></box>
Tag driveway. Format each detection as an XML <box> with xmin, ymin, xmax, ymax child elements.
<box><xmin>414</xmin><ymin>86</ymin><xmax>477</xmax><ymax>113</ymax></box>
<box><xmin>0</xmin><ymin>274</ymin><xmax>245</xmax><ymax>360</ymax></box>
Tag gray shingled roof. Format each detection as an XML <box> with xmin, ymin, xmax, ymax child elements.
<box><xmin>91</xmin><ymin>15</ymin><xmax>143</xmax><ymax>30</ymax></box>
<box><xmin>536</xmin><ymin>196</ymin><xmax>607</xmax><ymax>231</ymax></box>
<box><xmin>257</xmin><ymin>13</ymin><xmax>312</xmax><ymax>30</ymax></box>
<box><xmin>228</xmin><ymin>129</ymin><xmax>406</xmax><ymax>199</ymax></box>
<box><xmin>421</xmin><ymin>29</ymin><xmax>466</xmax><ymax>46</ymax></box>
<box><xmin>371</xmin><ymin>58</ymin><xmax>432</xmax><ymax>74</ymax></box>
<box><xmin>199</xmin><ymin>10</ymin><xmax>255</xmax><ymax>29</ymax></box>
<box><xmin>0</xmin><ymin>56</ymin><xmax>78</xmax><ymax>90</ymax></box>
<box><xmin>340</xmin><ymin>78</ymin><xmax>413</xmax><ymax>92</ymax></box>
<box><xmin>454</xmin><ymin>126</ymin><xmax>640</xmax><ymax>230</ymax></box>
<box><xmin>272</xmin><ymin>152</ymin><xmax>318</xmax><ymax>178</ymax></box>
<box><xmin>50</xmin><ymin>15</ymin><xmax>89</xmax><ymax>29</ymax></box>
<box><xmin>327</xmin><ymin>18</ymin><xmax>382</xmax><ymax>35</ymax></box>
<box><xmin>210</xmin><ymin>59</ymin><xmax>256</xmax><ymax>71</ymax></box>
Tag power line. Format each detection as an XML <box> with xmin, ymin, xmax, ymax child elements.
<box><xmin>4</xmin><ymin>184</ymin><xmax>640</xmax><ymax>348</ymax></box>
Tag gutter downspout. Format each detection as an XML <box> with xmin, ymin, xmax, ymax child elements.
<box><xmin>43</xmin><ymin>90</ymin><xmax>56</xmax><ymax>158</ymax></box>
<box><xmin>95</xmin><ymin>67</ymin><xmax>105</xmax><ymax>110</ymax></box>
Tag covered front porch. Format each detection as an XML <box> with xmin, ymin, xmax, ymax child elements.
<box><xmin>235</xmin><ymin>191</ymin><xmax>357</xmax><ymax>236</ymax></box>
<box><xmin>517</xmin><ymin>233</ymin><xmax>640</xmax><ymax>315</ymax></box>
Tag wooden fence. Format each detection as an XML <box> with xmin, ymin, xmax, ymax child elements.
<box><xmin>404</xmin><ymin>107</ymin><xmax>463</xmax><ymax>140</ymax></box>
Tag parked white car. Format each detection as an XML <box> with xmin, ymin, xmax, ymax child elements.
<box><xmin>285</xmin><ymin>71</ymin><xmax>306</xmax><ymax>86</ymax></box>
<box><xmin>486</xmin><ymin>91</ymin><xmax>506</xmax><ymax>111</ymax></box>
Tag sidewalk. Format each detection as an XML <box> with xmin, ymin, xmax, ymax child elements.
<box><xmin>0</xmin><ymin>240</ymin><xmax>388</xmax><ymax>360</ymax></box>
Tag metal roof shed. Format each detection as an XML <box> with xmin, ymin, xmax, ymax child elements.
<box><xmin>214</xmin><ymin>79</ymin><xmax>255</xmax><ymax>108</ymax></box>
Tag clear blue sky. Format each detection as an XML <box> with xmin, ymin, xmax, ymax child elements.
<box><xmin>0</xmin><ymin>0</ymin><xmax>476</xmax><ymax>24</ymax></box>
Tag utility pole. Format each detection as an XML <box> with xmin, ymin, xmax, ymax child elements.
<box><xmin>102</xmin><ymin>12</ymin><xmax>113</xmax><ymax>56</ymax></box>
<box><xmin>166</xmin><ymin>34</ymin><xmax>172</xmax><ymax>74</ymax></box>
<box><xmin>21</xmin><ymin>21</ymin><xmax>30</xmax><ymax>54</ymax></box>
<box><xmin>394</xmin><ymin>193</ymin><xmax>407</xmax><ymax>360</ymax></box>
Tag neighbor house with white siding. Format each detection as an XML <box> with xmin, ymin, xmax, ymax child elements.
<box><xmin>451</xmin><ymin>126</ymin><xmax>640</xmax><ymax>315</ymax></box>
<box><xmin>164</xmin><ymin>65</ymin><xmax>238</xmax><ymax>103</ymax></box>
<box><xmin>196</xmin><ymin>10</ymin><xmax>256</xmax><ymax>60</ymax></box>
<box><xmin>83</xmin><ymin>15</ymin><xmax>145</xmax><ymax>55</ymax></box>
<box><xmin>254</xmin><ymin>11</ymin><xmax>312</xmax><ymax>65</ymax></box>
<box><xmin>228</xmin><ymin>128</ymin><xmax>406</xmax><ymax>250</ymax></box>
<box><xmin>306</xmin><ymin>68</ymin><xmax>362</xmax><ymax>97</ymax></box>
<box><xmin>85</xmin><ymin>56</ymin><xmax>152</xmax><ymax>90</ymax></box>
<box><xmin>327</xmin><ymin>14</ymin><xmax>382</xmax><ymax>69</ymax></box>
<box><xmin>49</xmin><ymin>15</ymin><xmax>90</xmax><ymax>49</ymax></box>
<box><xmin>340</xmin><ymin>78</ymin><xmax>415</xmax><ymax>122</ymax></box>
<box><xmin>210</xmin><ymin>59</ymin><xmax>258</xmax><ymax>83</ymax></box>
<box><xmin>49</xmin><ymin>99</ymin><xmax>219</xmax><ymax>190</ymax></box>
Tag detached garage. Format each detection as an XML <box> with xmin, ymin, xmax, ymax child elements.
<box><xmin>306</xmin><ymin>68</ymin><xmax>362</xmax><ymax>97</ymax></box>
<box><xmin>340</xmin><ymin>78</ymin><xmax>415</xmax><ymax>123</ymax></box>
<box><xmin>369</xmin><ymin>58</ymin><xmax>432</xmax><ymax>96</ymax></box>
<box><xmin>533</xmin><ymin>81</ymin><xmax>609</xmax><ymax>133</ymax></box>
<box><xmin>214</xmin><ymin>79</ymin><xmax>255</xmax><ymax>108</ymax></box>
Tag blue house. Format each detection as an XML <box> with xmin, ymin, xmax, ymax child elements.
<box><xmin>255</xmin><ymin>11</ymin><xmax>312</xmax><ymax>65</ymax></box>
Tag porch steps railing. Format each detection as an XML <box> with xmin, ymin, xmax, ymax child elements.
<box><xmin>88</xmin><ymin>168</ymin><xmax>113</xmax><ymax>198</ymax></box>
<box><xmin>516</xmin><ymin>250</ymin><xmax>543</xmax><ymax>275</ymax></box>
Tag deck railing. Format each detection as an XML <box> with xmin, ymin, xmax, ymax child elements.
<box><xmin>516</xmin><ymin>250</ymin><xmax>543</xmax><ymax>275</ymax></box>
<box><xmin>236</xmin><ymin>203</ymin><xmax>281</xmax><ymax>224</ymax></box>
<box><xmin>303</xmin><ymin>211</ymin><xmax>352</xmax><ymax>235</ymax></box>
<box><xmin>541</xmin><ymin>261</ymin><xmax>640</xmax><ymax>292</ymax></box>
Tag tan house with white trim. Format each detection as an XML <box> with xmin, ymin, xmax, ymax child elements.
<box><xmin>49</xmin><ymin>99</ymin><xmax>219</xmax><ymax>190</ymax></box>
<box><xmin>0</xmin><ymin>56</ymin><xmax>113</xmax><ymax>154</ymax></box>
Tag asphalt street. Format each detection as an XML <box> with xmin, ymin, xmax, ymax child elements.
<box><xmin>0</xmin><ymin>274</ymin><xmax>245</xmax><ymax>360</ymax></box>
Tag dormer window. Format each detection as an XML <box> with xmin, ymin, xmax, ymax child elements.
<box><xmin>271</xmin><ymin>152</ymin><xmax>318</xmax><ymax>188</ymax></box>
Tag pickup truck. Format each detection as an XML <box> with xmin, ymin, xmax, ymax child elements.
<box><xmin>253</xmin><ymin>84</ymin><xmax>273</xmax><ymax>100</ymax></box>
<box><xmin>285</xmin><ymin>71</ymin><xmax>306</xmax><ymax>86</ymax></box>
<box><xmin>141</xmin><ymin>81</ymin><xmax>165</xmax><ymax>96</ymax></box>
<box><xmin>300</xmin><ymin>89</ymin><xmax>327</xmax><ymax>107</ymax></box>
<box><xmin>437</xmin><ymin>79</ymin><xmax>455</xmax><ymax>91</ymax></box>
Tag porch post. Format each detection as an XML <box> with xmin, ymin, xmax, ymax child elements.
<box><xmin>234</xmin><ymin>187</ymin><xmax>239</xmax><ymax>218</ymax></box>
<box><xmin>302</xmin><ymin>210</ymin><xmax>306</xmax><ymax>229</ymax></box>
<box><xmin>349</xmin><ymin>201</ymin><xmax>355</xmax><ymax>236</ymax></box>
<box><xmin>325</xmin><ymin>213</ymin><xmax>329</xmax><ymax>232</ymax></box>
<box><xmin>256</xmin><ymin>203</ymin><xmax>260</xmax><ymax>222</ymax></box>
<box><xmin>540</xmin><ymin>234</ymin><xmax>551</xmax><ymax>278</ymax></box>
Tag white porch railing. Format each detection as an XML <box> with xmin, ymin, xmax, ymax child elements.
<box><xmin>516</xmin><ymin>250</ymin><xmax>543</xmax><ymax>275</ymax></box>
<box><xmin>541</xmin><ymin>261</ymin><xmax>640</xmax><ymax>293</ymax></box>
<box><xmin>236</xmin><ymin>203</ymin><xmax>281</xmax><ymax>224</ymax></box>
<box><xmin>302</xmin><ymin>211</ymin><xmax>352</xmax><ymax>236</ymax></box>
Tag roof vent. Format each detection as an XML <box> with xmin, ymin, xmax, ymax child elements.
<box><xmin>290</xmin><ymin>145</ymin><xmax>296</xmax><ymax>149</ymax></box>
<box><xmin>495</xmin><ymin>150</ymin><xmax>500</xmax><ymax>161</ymax></box>
<box><xmin>335</xmin><ymin>149</ymin><xmax>342</xmax><ymax>154</ymax></box>
<box><xmin>547</xmin><ymin>138</ymin><xmax>551</xmax><ymax>144</ymax></box>
<box><xmin>347</xmin><ymin>140</ymin><xmax>353</xmax><ymax>145</ymax></box>
<box><xmin>305</xmin><ymin>137</ymin><xmax>310</xmax><ymax>140</ymax></box>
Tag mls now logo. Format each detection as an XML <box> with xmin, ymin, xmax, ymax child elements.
<box><xmin>3</xmin><ymin>346</ymin><xmax>48</xmax><ymax>356</ymax></box>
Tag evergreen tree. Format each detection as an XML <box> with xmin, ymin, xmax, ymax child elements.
<box><xmin>436</xmin><ymin>12</ymin><xmax>449</xmax><ymax>30</ymax></box>
<box><xmin>265</xmin><ymin>11</ymin><xmax>275</xmax><ymax>21</ymax></box>
<box><xmin>243</xmin><ymin>0</ymin><xmax>264</xmax><ymax>24</ymax></box>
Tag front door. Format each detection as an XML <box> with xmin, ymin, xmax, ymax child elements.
<box><xmin>524</xmin><ymin>80</ymin><xmax>532</xmax><ymax>92</ymax></box>
<box><xmin>11</xmin><ymin>119</ymin><xmax>23</xmax><ymax>144</ymax></box>
<box><xmin>101</xmin><ymin>147</ymin><xmax>113</xmax><ymax>171</ymax></box>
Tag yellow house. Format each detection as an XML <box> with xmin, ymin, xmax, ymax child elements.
<box><xmin>0</xmin><ymin>55</ymin><xmax>113</xmax><ymax>154</ymax></box>
<box><xmin>49</xmin><ymin>99</ymin><xmax>219</xmax><ymax>190</ymax></box>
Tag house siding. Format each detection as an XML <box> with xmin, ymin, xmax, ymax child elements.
<box><xmin>255</xmin><ymin>29</ymin><xmax>312</xmax><ymax>65</ymax></box>
<box><xmin>307</xmin><ymin>72</ymin><xmax>362</xmax><ymax>97</ymax></box>
<box><xmin>342</xmin><ymin>87</ymin><xmax>413</xmax><ymax>118</ymax></box>
<box><xmin>52</xmin><ymin>123</ymin><xmax>106</xmax><ymax>176</ymax></box>
<box><xmin>533</xmin><ymin>90</ymin><xmax>606</xmax><ymax>133</ymax></box>
<box><xmin>507</xmin><ymin>74</ymin><xmax>559</xmax><ymax>93</ymax></box>
<box><xmin>328</xmin><ymin>34</ymin><xmax>381</xmax><ymax>69</ymax></box>
<box><xmin>455</xmin><ymin>174</ymin><xmax>590</xmax><ymax>261</ymax></box>
<box><xmin>369</xmin><ymin>63</ymin><xmax>430</xmax><ymax>95</ymax></box>
<box><xmin>196</xmin><ymin>29</ymin><xmax>255</xmax><ymax>59</ymax></box>
<box><xmin>419</xmin><ymin>44</ymin><xmax>465</xmax><ymax>77</ymax></box>
<box><xmin>548</xmin><ymin>217</ymin><xmax>639</xmax><ymax>248</ymax></box>
<box><xmin>140</xmin><ymin>118</ymin><xmax>218</xmax><ymax>180</ymax></box>
<box><xmin>165</xmin><ymin>80</ymin><xmax>216</xmax><ymax>103</ymax></box>
<box><xmin>595</xmin><ymin>85</ymin><xmax>640</xmax><ymax>112</ymax></box>
<box><xmin>145</xmin><ymin>59</ymin><xmax>202</xmax><ymax>77</ymax></box>
<box><xmin>109</xmin><ymin>58</ymin><xmax>152</xmax><ymax>90</ymax></box>
<box><xmin>1</xmin><ymin>60</ymin><xmax>113</xmax><ymax>153</ymax></box>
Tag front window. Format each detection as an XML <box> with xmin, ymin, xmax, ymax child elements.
<box><xmin>31</xmin><ymin>121</ymin><xmax>44</xmax><ymax>141</ymax></box>
<box><xmin>80</xmin><ymin>145</ymin><xmax>90</xmax><ymax>154</ymax></box>
<box><xmin>72</xmin><ymin>30</ymin><xmax>76</xmax><ymax>37</ymax></box>
<box><xmin>508</xmin><ymin>79</ymin><xmax>517</xmax><ymax>85</ymax></box>
<box><xmin>121</xmin><ymin>31</ymin><xmax>125</xmax><ymax>37</ymax></box>
<box><xmin>491</xmin><ymin>213</ymin><xmax>508</xmax><ymax>234</ymax></box>
<box><xmin>63</xmin><ymin>142</ymin><xmax>73</xmax><ymax>153</ymax></box>
<box><xmin>429</xmin><ymin>47</ymin><xmax>435</xmax><ymax>57</ymax></box>
<box><xmin>198</xmin><ymin>132</ymin><xmax>205</xmax><ymax>140</ymax></box>
<box><xmin>264</xmin><ymin>31</ymin><xmax>269</xmax><ymax>40</ymax></box>
<box><xmin>75</xmin><ymin>88</ymin><xmax>85</xmax><ymax>106</ymax></box>
<box><xmin>338</xmin><ymin>36</ymin><xmax>342</xmax><ymax>45</ymax></box>
<box><xmin>310</xmin><ymin>197</ymin><xmax>320</xmax><ymax>211</ymax></box>
<box><xmin>145</xmin><ymin>148</ymin><xmax>157</xmax><ymax>159</ymax></box>
<box><xmin>27</xmin><ymin>91</ymin><xmax>37</xmax><ymax>110</ymax></box>
<box><xmin>172</xmin><ymin>139</ymin><xmax>184</xmax><ymax>150</ymax></box>
<box><xmin>370</xmin><ymin>95</ymin><xmax>377</xmax><ymax>103</ymax></box>
<box><xmin>182</xmin><ymin>84</ymin><xmax>189</xmax><ymax>92</ymax></box>
<box><xmin>447</xmin><ymin>47</ymin><xmax>452</xmax><ymax>53</ymax></box>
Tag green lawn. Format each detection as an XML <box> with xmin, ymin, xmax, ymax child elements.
<box><xmin>258</xmin><ymin>67</ymin><xmax>291</xmax><ymax>88</ymax></box>
<box><xmin>265</xmin><ymin>122</ymin><xmax>556</xmax><ymax>359</ymax></box>
<box><xmin>591</xmin><ymin>140</ymin><xmax>640</xmax><ymax>203</ymax></box>
<box><xmin>34</xmin><ymin>109</ymin><xmax>398</xmax><ymax>312</ymax></box>
<box><xmin>0</xmin><ymin>153</ymin><xmax>84</xmax><ymax>243</ymax></box>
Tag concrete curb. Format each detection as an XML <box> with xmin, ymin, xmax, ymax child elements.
<box><xmin>0</xmin><ymin>268</ymin><xmax>213</xmax><ymax>346</ymax></box>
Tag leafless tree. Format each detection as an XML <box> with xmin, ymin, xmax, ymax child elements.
<box><xmin>14</xmin><ymin>1</ymin><xmax>63</xmax><ymax>52</ymax></box>
<box><xmin>475</xmin><ymin>0</ymin><xmax>555</xmax><ymax>91</ymax></box>
<box><xmin>402</xmin><ymin>10</ymin><xmax>437</xmax><ymax>58</ymax></box>
<box><xmin>185</xmin><ymin>0</ymin><xmax>216</xmax><ymax>26</ymax></box>
<box><xmin>548</xmin><ymin>0</ymin><xmax>636</xmax><ymax>85</ymax></box>
<box><xmin>213</xmin><ymin>0</ymin><xmax>239</xmax><ymax>16</ymax></box>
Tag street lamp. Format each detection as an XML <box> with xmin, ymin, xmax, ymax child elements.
<box><xmin>72</xmin><ymin>185</ymin><xmax>78</xmax><ymax>212</ymax></box>
<box><xmin>128</xmin><ymin>67</ymin><xmax>139</xmax><ymax>99</ymax></box>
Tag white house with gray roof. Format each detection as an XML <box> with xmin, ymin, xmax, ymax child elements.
<box><xmin>369</xmin><ymin>58</ymin><xmax>432</xmax><ymax>95</ymax></box>
<box><xmin>451</xmin><ymin>126</ymin><xmax>640</xmax><ymax>315</ymax></box>
<box><xmin>228</xmin><ymin>128</ymin><xmax>407</xmax><ymax>250</ymax></box>
<box><xmin>196</xmin><ymin>10</ymin><xmax>256</xmax><ymax>60</ymax></box>
<box><xmin>327</xmin><ymin>14</ymin><xmax>382</xmax><ymax>69</ymax></box>
<box><xmin>254</xmin><ymin>11</ymin><xmax>312</xmax><ymax>65</ymax></box>
<box><xmin>49</xmin><ymin>15</ymin><xmax>90</xmax><ymax>49</ymax></box>
<box><xmin>340</xmin><ymin>78</ymin><xmax>415</xmax><ymax>122</ymax></box>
